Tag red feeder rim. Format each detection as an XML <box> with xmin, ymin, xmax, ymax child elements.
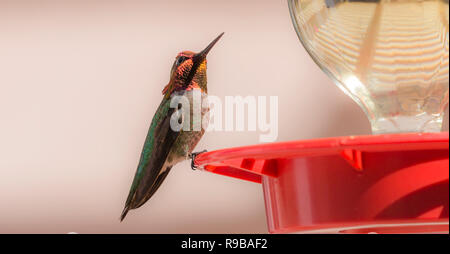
<box><xmin>194</xmin><ymin>132</ymin><xmax>449</xmax><ymax>183</ymax></box>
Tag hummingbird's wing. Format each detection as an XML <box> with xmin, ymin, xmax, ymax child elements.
<box><xmin>121</xmin><ymin>98</ymin><xmax>180</xmax><ymax>221</ymax></box>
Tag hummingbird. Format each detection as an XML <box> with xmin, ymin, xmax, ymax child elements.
<box><xmin>120</xmin><ymin>32</ymin><xmax>224</xmax><ymax>221</ymax></box>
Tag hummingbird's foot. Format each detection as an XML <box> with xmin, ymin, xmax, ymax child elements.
<box><xmin>189</xmin><ymin>150</ymin><xmax>208</xmax><ymax>170</ymax></box>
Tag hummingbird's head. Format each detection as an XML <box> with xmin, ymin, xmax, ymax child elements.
<box><xmin>163</xmin><ymin>32</ymin><xmax>224</xmax><ymax>96</ymax></box>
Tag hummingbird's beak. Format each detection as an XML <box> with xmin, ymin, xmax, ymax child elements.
<box><xmin>195</xmin><ymin>32</ymin><xmax>224</xmax><ymax>60</ymax></box>
<box><xmin>186</xmin><ymin>32</ymin><xmax>224</xmax><ymax>85</ymax></box>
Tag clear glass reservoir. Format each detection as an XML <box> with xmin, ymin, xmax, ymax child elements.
<box><xmin>289</xmin><ymin>0</ymin><xmax>449</xmax><ymax>134</ymax></box>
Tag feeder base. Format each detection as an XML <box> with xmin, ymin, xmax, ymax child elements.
<box><xmin>194</xmin><ymin>132</ymin><xmax>449</xmax><ymax>234</ymax></box>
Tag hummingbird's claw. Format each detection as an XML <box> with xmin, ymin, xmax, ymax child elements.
<box><xmin>189</xmin><ymin>150</ymin><xmax>207</xmax><ymax>170</ymax></box>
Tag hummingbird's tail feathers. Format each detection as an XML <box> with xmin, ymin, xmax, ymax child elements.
<box><xmin>134</xmin><ymin>166</ymin><xmax>172</xmax><ymax>209</ymax></box>
<box><xmin>120</xmin><ymin>205</ymin><xmax>131</xmax><ymax>222</ymax></box>
<box><xmin>121</xmin><ymin>179</ymin><xmax>139</xmax><ymax>222</ymax></box>
<box><xmin>120</xmin><ymin>167</ymin><xmax>172</xmax><ymax>221</ymax></box>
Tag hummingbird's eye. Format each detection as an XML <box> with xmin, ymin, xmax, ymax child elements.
<box><xmin>176</xmin><ymin>56</ymin><xmax>186</xmax><ymax>65</ymax></box>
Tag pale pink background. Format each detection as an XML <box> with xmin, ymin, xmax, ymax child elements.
<box><xmin>0</xmin><ymin>0</ymin><xmax>447</xmax><ymax>233</ymax></box>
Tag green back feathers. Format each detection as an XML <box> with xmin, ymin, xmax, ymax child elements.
<box><xmin>123</xmin><ymin>98</ymin><xmax>173</xmax><ymax>208</ymax></box>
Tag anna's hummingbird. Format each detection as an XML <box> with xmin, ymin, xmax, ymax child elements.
<box><xmin>120</xmin><ymin>33</ymin><xmax>224</xmax><ymax>221</ymax></box>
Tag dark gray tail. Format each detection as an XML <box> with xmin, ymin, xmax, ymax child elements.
<box><xmin>120</xmin><ymin>167</ymin><xmax>173</xmax><ymax>222</ymax></box>
<box><xmin>120</xmin><ymin>205</ymin><xmax>131</xmax><ymax>222</ymax></box>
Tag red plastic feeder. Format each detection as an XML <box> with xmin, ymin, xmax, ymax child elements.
<box><xmin>194</xmin><ymin>132</ymin><xmax>449</xmax><ymax>233</ymax></box>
